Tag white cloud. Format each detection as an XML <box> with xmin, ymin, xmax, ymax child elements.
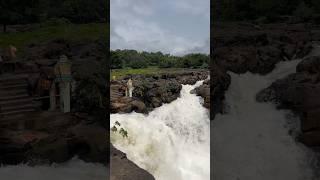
<box><xmin>170</xmin><ymin>0</ymin><xmax>210</xmax><ymax>19</ymax></box>
<box><xmin>110</xmin><ymin>0</ymin><xmax>209</xmax><ymax>55</ymax></box>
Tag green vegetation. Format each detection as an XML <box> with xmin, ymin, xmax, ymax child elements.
<box><xmin>0</xmin><ymin>0</ymin><xmax>41</xmax><ymax>32</ymax></box>
<box><xmin>0</xmin><ymin>23</ymin><xmax>108</xmax><ymax>48</ymax></box>
<box><xmin>111</xmin><ymin>67</ymin><xmax>204</xmax><ymax>79</ymax></box>
<box><xmin>0</xmin><ymin>0</ymin><xmax>108</xmax><ymax>128</ymax></box>
<box><xmin>111</xmin><ymin>67</ymin><xmax>160</xmax><ymax>78</ymax></box>
<box><xmin>214</xmin><ymin>0</ymin><xmax>320</xmax><ymax>23</ymax></box>
<box><xmin>111</xmin><ymin>49</ymin><xmax>209</xmax><ymax>70</ymax></box>
<box><xmin>111</xmin><ymin>121</ymin><xmax>128</xmax><ymax>138</ymax></box>
<box><xmin>0</xmin><ymin>0</ymin><xmax>106</xmax><ymax>32</ymax></box>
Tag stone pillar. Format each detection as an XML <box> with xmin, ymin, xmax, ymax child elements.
<box><xmin>59</xmin><ymin>82</ymin><xmax>71</xmax><ymax>113</ymax></box>
<box><xmin>59</xmin><ymin>82</ymin><xmax>64</xmax><ymax>111</ymax></box>
<box><xmin>129</xmin><ymin>87</ymin><xmax>133</xmax><ymax>97</ymax></box>
<box><xmin>63</xmin><ymin>82</ymin><xmax>71</xmax><ymax>113</ymax></box>
<box><xmin>49</xmin><ymin>83</ymin><xmax>56</xmax><ymax>111</ymax></box>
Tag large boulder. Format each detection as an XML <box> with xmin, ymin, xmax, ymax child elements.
<box><xmin>213</xmin><ymin>22</ymin><xmax>314</xmax><ymax>75</ymax></box>
<box><xmin>111</xmin><ymin>97</ymin><xmax>147</xmax><ymax>114</ymax></box>
<box><xmin>133</xmin><ymin>78</ymin><xmax>182</xmax><ymax>110</ymax></box>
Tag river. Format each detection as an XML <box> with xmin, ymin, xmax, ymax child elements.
<box><xmin>0</xmin><ymin>158</ymin><xmax>106</xmax><ymax>179</ymax></box>
<box><xmin>111</xmin><ymin>80</ymin><xmax>210</xmax><ymax>180</ymax></box>
<box><xmin>212</xmin><ymin>50</ymin><xmax>320</xmax><ymax>180</ymax></box>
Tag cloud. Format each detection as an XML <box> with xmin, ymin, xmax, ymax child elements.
<box><xmin>170</xmin><ymin>0</ymin><xmax>210</xmax><ymax>19</ymax></box>
<box><xmin>110</xmin><ymin>0</ymin><xmax>209</xmax><ymax>55</ymax></box>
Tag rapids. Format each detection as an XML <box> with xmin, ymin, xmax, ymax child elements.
<box><xmin>110</xmin><ymin>80</ymin><xmax>210</xmax><ymax>180</ymax></box>
<box><xmin>212</xmin><ymin>51</ymin><xmax>320</xmax><ymax>180</ymax></box>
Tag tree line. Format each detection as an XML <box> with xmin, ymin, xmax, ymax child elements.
<box><xmin>0</xmin><ymin>0</ymin><xmax>107</xmax><ymax>32</ymax></box>
<box><xmin>111</xmin><ymin>49</ymin><xmax>209</xmax><ymax>69</ymax></box>
<box><xmin>213</xmin><ymin>0</ymin><xmax>320</xmax><ymax>23</ymax></box>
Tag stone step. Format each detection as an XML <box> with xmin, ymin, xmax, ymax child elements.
<box><xmin>1</xmin><ymin>103</ymin><xmax>34</xmax><ymax>112</ymax></box>
<box><xmin>0</xmin><ymin>74</ymin><xmax>28</xmax><ymax>82</ymax></box>
<box><xmin>0</xmin><ymin>94</ymin><xmax>29</xmax><ymax>101</ymax></box>
<box><xmin>0</xmin><ymin>108</ymin><xmax>34</xmax><ymax>117</ymax></box>
<box><xmin>0</xmin><ymin>98</ymin><xmax>33</xmax><ymax>106</ymax></box>
<box><xmin>0</xmin><ymin>114</ymin><xmax>25</xmax><ymax>122</ymax></box>
<box><xmin>111</xmin><ymin>92</ymin><xmax>123</xmax><ymax>97</ymax></box>
<box><xmin>0</xmin><ymin>84</ymin><xmax>27</xmax><ymax>91</ymax></box>
<box><xmin>0</xmin><ymin>89</ymin><xmax>27</xmax><ymax>96</ymax></box>
<box><xmin>0</xmin><ymin>79</ymin><xmax>27</xmax><ymax>86</ymax></box>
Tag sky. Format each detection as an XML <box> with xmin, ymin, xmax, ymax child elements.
<box><xmin>110</xmin><ymin>0</ymin><xmax>210</xmax><ymax>56</ymax></box>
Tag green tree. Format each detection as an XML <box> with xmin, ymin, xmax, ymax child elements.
<box><xmin>294</xmin><ymin>1</ymin><xmax>314</xmax><ymax>20</ymax></box>
<box><xmin>110</xmin><ymin>50</ymin><xmax>123</xmax><ymax>69</ymax></box>
<box><xmin>0</xmin><ymin>0</ymin><xmax>40</xmax><ymax>32</ymax></box>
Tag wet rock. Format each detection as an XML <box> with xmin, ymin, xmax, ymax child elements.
<box><xmin>210</xmin><ymin>64</ymin><xmax>231</xmax><ymax>120</ymax></box>
<box><xmin>28</xmin><ymin>135</ymin><xmax>71</xmax><ymax>163</ymax></box>
<box><xmin>111</xmin><ymin>97</ymin><xmax>147</xmax><ymax>114</ymax></box>
<box><xmin>192</xmin><ymin>79</ymin><xmax>210</xmax><ymax>109</ymax></box>
<box><xmin>68</xmin><ymin>123</ymin><xmax>108</xmax><ymax>164</ymax></box>
<box><xmin>0</xmin><ymin>112</ymin><xmax>108</xmax><ymax>165</ymax></box>
<box><xmin>0</xmin><ymin>131</ymin><xmax>31</xmax><ymax>165</ymax></box>
<box><xmin>110</xmin><ymin>144</ymin><xmax>155</xmax><ymax>180</ymax></box>
<box><xmin>296</xmin><ymin>56</ymin><xmax>320</xmax><ymax>74</ymax></box>
<box><xmin>175</xmin><ymin>71</ymin><xmax>209</xmax><ymax>85</ymax></box>
<box><xmin>213</xmin><ymin>22</ymin><xmax>315</xmax><ymax>75</ymax></box>
<box><xmin>111</xmin><ymin>71</ymin><xmax>208</xmax><ymax>114</ymax></box>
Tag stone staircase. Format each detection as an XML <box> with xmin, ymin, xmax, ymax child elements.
<box><xmin>110</xmin><ymin>81</ymin><xmax>125</xmax><ymax>101</ymax></box>
<box><xmin>0</xmin><ymin>74</ymin><xmax>35</xmax><ymax>121</ymax></box>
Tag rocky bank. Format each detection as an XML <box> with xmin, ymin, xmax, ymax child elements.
<box><xmin>213</xmin><ymin>22</ymin><xmax>320</xmax><ymax>148</ymax></box>
<box><xmin>110</xmin><ymin>144</ymin><xmax>155</xmax><ymax>180</ymax></box>
<box><xmin>0</xmin><ymin>112</ymin><xmax>107</xmax><ymax>165</ymax></box>
<box><xmin>256</xmin><ymin>56</ymin><xmax>320</xmax><ymax>146</ymax></box>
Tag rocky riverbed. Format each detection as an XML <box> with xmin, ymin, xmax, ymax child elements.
<box><xmin>213</xmin><ymin>22</ymin><xmax>320</xmax><ymax>151</ymax></box>
<box><xmin>110</xmin><ymin>70</ymin><xmax>209</xmax><ymax>114</ymax></box>
<box><xmin>0</xmin><ymin>111</ymin><xmax>107</xmax><ymax>165</ymax></box>
<box><xmin>256</xmin><ymin>55</ymin><xmax>320</xmax><ymax>147</ymax></box>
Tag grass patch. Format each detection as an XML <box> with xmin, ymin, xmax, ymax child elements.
<box><xmin>111</xmin><ymin>67</ymin><xmax>202</xmax><ymax>80</ymax></box>
<box><xmin>0</xmin><ymin>23</ymin><xmax>108</xmax><ymax>49</ymax></box>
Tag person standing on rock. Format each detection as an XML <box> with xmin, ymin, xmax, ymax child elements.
<box><xmin>127</xmin><ymin>78</ymin><xmax>134</xmax><ymax>98</ymax></box>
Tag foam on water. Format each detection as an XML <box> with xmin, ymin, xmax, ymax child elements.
<box><xmin>0</xmin><ymin>158</ymin><xmax>107</xmax><ymax>180</ymax></box>
<box><xmin>110</xmin><ymin>80</ymin><xmax>210</xmax><ymax>180</ymax></box>
<box><xmin>212</xmin><ymin>54</ymin><xmax>319</xmax><ymax>179</ymax></box>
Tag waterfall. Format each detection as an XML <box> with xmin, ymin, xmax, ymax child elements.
<box><xmin>212</xmin><ymin>58</ymin><xmax>317</xmax><ymax>180</ymax></box>
<box><xmin>110</xmin><ymin>80</ymin><xmax>210</xmax><ymax>180</ymax></box>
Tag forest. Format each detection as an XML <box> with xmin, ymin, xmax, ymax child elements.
<box><xmin>0</xmin><ymin>0</ymin><xmax>107</xmax><ymax>32</ymax></box>
<box><xmin>110</xmin><ymin>49</ymin><xmax>209</xmax><ymax>69</ymax></box>
<box><xmin>213</xmin><ymin>0</ymin><xmax>320</xmax><ymax>22</ymax></box>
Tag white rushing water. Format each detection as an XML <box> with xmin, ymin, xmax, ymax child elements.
<box><xmin>0</xmin><ymin>158</ymin><xmax>106</xmax><ymax>180</ymax></box>
<box><xmin>212</xmin><ymin>56</ymin><xmax>318</xmax><ymax>180</ymax></box>
<box><xmin>110</xmin><ymin>80</ymin><xmax>210</xmax><ymax>180</ymax></box>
